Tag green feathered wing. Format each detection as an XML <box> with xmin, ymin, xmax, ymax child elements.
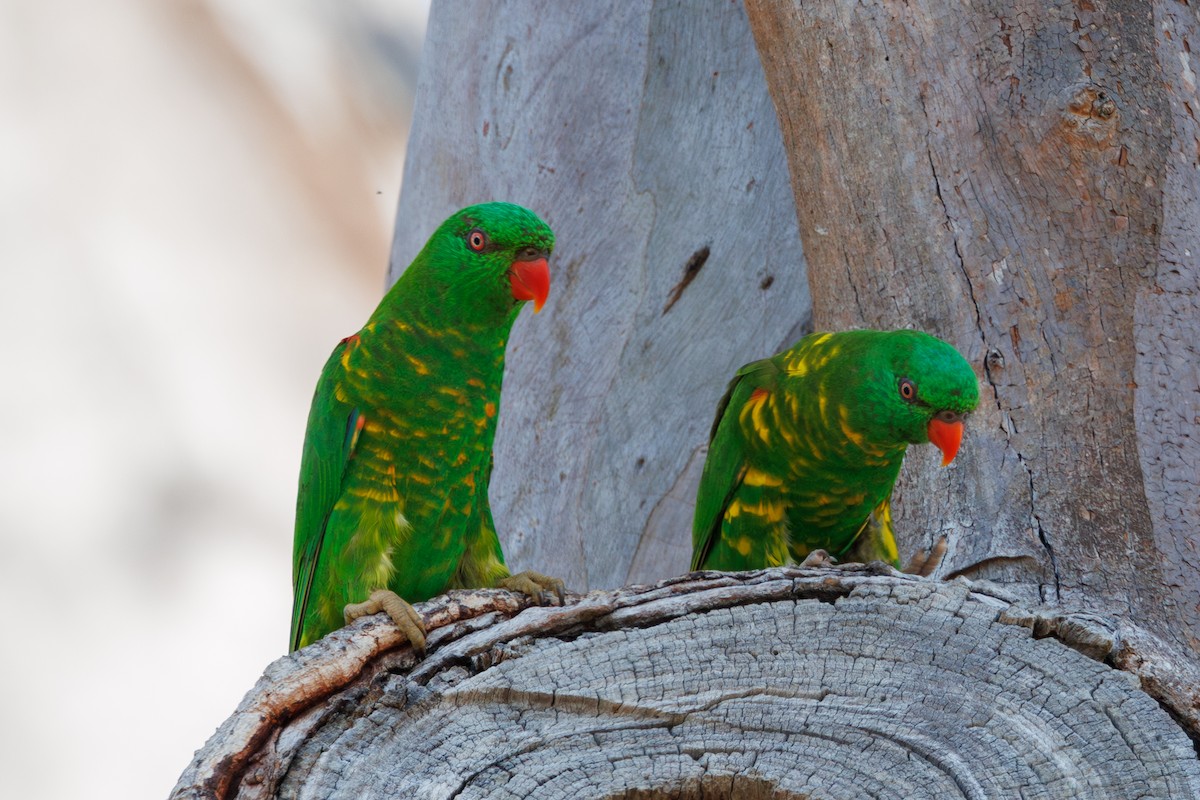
<box><xmin>290</xmin><ymin>339</ymin><xmax>361</xmax><ymax>652</ymax></box>
<box><xmin>690</xmin><ymin>359</ymin><xmax>774</xmax><ymax>572</ymax></box>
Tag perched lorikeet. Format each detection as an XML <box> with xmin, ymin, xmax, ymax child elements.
<box><xmin>690</xmin><ymin>330</ymin><xmax>979</xmax><ymax>573</ymax></box>
<box><xmin>290</xmin><ymin>202</ymin><xmax>562</xmax><ymax>653</ymax></box>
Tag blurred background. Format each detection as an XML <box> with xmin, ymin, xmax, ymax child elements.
<box><xmin>0</xmin><ymin>0</ymin><xmax>428</xmax><ymax>796</ymax></box>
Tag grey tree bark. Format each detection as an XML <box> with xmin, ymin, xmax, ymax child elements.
<box><xmin>172</xmin><ymin>1</ymin><xmax>1200</xmax><ymax>795</ymax></box>
<box><xmin>387</xmin><ymin>0</ymin><xmax>810</xmax><ymax>591</ymax></box>
<box><xmin>744</xmin><ymin>0</ymin><xmax>1200</xmax><ymax>659</ymax></box>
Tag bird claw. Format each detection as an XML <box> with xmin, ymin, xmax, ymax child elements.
<box><xmin>798</xmin><ymin>549</ymin><xmax>837</xmax><ymax>569</ymax></box>
<box><xmin>903</xmin><ymin>536</ymin><xmax>948</xmax><ymax>577</ymax></box>
<box><xmin>498</xmin><ymin>570</ymin><xmax>567</xmax><ymax>606</ymax></box>
<box><xmin>344</xmin><ymin>589</ymin><xmax>427</xmax><ymax>653</ymax></box>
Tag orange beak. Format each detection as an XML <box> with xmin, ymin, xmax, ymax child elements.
<box><xmin>509</xmin><ymin>257</ymin><xmax>550</xmax><ymax>313</ymax></box>
<box><xmin>927</xmin><ymin>416</ymin><xmax>965</xmax><ymax>466</ymax></box>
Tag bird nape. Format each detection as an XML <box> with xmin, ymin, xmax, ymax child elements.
<box><xmin>290</xmin><ymin>202</ymin><xmax>563</xmax><ymax>653</ymax></box>
<box><xmin>690</xmin><ymin>329</ymin><xmax>979</xmax><ymax>574</ymax></box>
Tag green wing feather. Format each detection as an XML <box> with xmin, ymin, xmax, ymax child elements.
<box><xmin>844</xmin><ymin>494</ymin><xmax>900</xmax><ymax>567</ymax></box>
<box><xmin>449</xmin><ymin>454</ymin><xmax>511</xmax><ymax>590</ymax></box>
<box><xmin>289</xmin><ymin>339</ymin><xmax>361</xmax><ymax>652</ymax></box>
<box><xmin>690</xmin><ymin>359</ymin><xmax>776</xmax><ymax>571</ymax></box>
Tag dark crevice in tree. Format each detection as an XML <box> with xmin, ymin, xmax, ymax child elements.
<box><xmin>917</xmin><ymin>95</ymin><xmax>985</xmax><ymax>340</ymax></box>
<box><xmin>977</xmin><ymin>335</ymin><xmax>1061</xmax><ymax>602</ymax></box>
<box><xmin>1024</xmin><ymin>458</ymin><xmax>1061</xmax><ymax>604</ymax></box>
<box><xmin>917</xmin><ymin>96</ymin><xmax>1062</xmax><ymax>602</ymax></box>
<box><xmin>662</xmin><ymin>245</ymin><xmax>711</xmax><ymax>314</ymax></box>
<box><xmin>842</xmin><ymin>246</ymin><xmax>864</xmax><ymax>318</ymax></box>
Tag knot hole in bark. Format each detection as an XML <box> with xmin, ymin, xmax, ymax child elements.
<box><xmin>1059</xmin><ymin>83</ymin><xmax>1120</xmax><ymax>148</ymax></box>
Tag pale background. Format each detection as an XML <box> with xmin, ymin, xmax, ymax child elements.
<box><xmin>0</xmin><ymin>1</ymin><xmax>429</xmax><ymax>797</ymax></box>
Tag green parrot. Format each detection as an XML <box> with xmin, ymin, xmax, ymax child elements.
<box><xmin>290</xmin><ymin>202</ymin><xmax>562</xmax><ymax>653</ymax></box>
<box><xmin>690</xmin><ymin>329</ymin><xmax>979</xmax><ymax>573</ymax></box>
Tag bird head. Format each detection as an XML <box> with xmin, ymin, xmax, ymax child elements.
<box><xmin>850</xmin><ymin>330</ymin><xmax>980</xmax><ymax>465</ymax></box>
<box><xmin>400</xmin><ymin>202</ymin><xmax>555</xmax><ymax>322</ymax></box>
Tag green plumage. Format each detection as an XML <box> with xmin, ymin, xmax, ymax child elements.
<box><xmin>691</xmin><ymin>330</ymin><xmax>979</xmax><ymax>572</ymax></box>
<box><xmin>290</xmin><ymin>202</ymin><xmax>554</xmax><ymax>652</ymax></box>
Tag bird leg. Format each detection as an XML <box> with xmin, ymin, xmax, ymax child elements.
<box><xmin>903</xmin><ymin>536</ymin><xmax>948</xmax><ymax>577</ymax></box>
<box><xmin>798</xmin><ymin>549</ymin><xmax>837</xmax><ymax>568</ymax></box>
<box><xmin>344</xmin><ymin>589</ymin><xmax>427</xmax><ymax>653</ymax></box>
<box><xmin>498</xmin><ymin>570</ymin><xmax>566</xmax><ymax>605</ymax></box>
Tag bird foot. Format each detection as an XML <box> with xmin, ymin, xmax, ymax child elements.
<box><xmin>344</xmin><ymin>589</ymin><xmax>427</xmax><ymax>653</ymax></box>
<box><xmin>498</xmin><ymin>570</ymin><xmax>566</xmax><ymax>605</ymax></box>
<box><xmin>798</xmin><ymin>549</ymin><xmax>837</xmax><ymax>568</ymax></box>
<box><xmin>903</xmin><ymin>536</ymin><xmax>948</xmax><ymax>577</ymax></box>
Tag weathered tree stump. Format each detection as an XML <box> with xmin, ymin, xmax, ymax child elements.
<box><xmin>172</xmin><ymin>568</ymin><xmax>1200</xmax><ymax>799</ymax></box>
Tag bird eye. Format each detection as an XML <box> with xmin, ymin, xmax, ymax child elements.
<box><xmin>899</xmin><ymin>378</ymin><xmax>916</xmax><ymax>401</ymax></box>
<box><xmin>467</xmin><ymin>229</ymin><xmax>488</xmax><ymax>252</ymax></box>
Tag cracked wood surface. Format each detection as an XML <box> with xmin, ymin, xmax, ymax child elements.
<box><xmin>745</xmin><ymin>0</ymin><xmax>1200</xmax><ymax>662</ymax></box>
<box><xmin>171</xmin><ymin>568</ymin><xmax>1200</xmax><ymax>799</ymax></box>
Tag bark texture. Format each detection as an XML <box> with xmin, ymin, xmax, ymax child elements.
<box><xmin>172</xmin><ymin>570</ymin><xmax>1200</xmax><ymax>800</ymax></box>
<box><xmin>745</xmin><ymin>0</ymin><xmax>1200</xmax><ymax>658</ymax></box>
<box><xmin>387</xmin><ymin>0</ymin><xmax>810</xmax><ymax>591</ymax></box>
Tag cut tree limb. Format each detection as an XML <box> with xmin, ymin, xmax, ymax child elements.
<box><xmin>172</xmin><ymin>567</ymin><xmax>1200</xmax><ymax>799</ymax></box>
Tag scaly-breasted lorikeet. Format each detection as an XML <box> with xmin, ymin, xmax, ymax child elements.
<box><xmin>290</xmin><ymin>202</ymin><xmax>562</xmax><ymax>653</ymax></box>
<box><xmin>690</xmin><ymin>330</ymin><xmax>979</xmax><ymax>573</ymax></box>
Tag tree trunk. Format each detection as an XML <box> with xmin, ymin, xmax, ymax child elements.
<box><xmin>171</xmin><ymin>572</ymin><xmax>1200</xmax><ymax>799</ymax></box>
<box><xmin>387</xmin><ymin>0</ymin><xmax>810</xmax><ymax>591</ymax></box>
<box><xmin>171</xmin><ymin>2</ymin><xmax>1200</xmax><ymax>795</ymax></box>
<box><xmin>744</xmin><ymin>0</ymin><xmax>1200</xmax><ymax>659</ymax></box>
